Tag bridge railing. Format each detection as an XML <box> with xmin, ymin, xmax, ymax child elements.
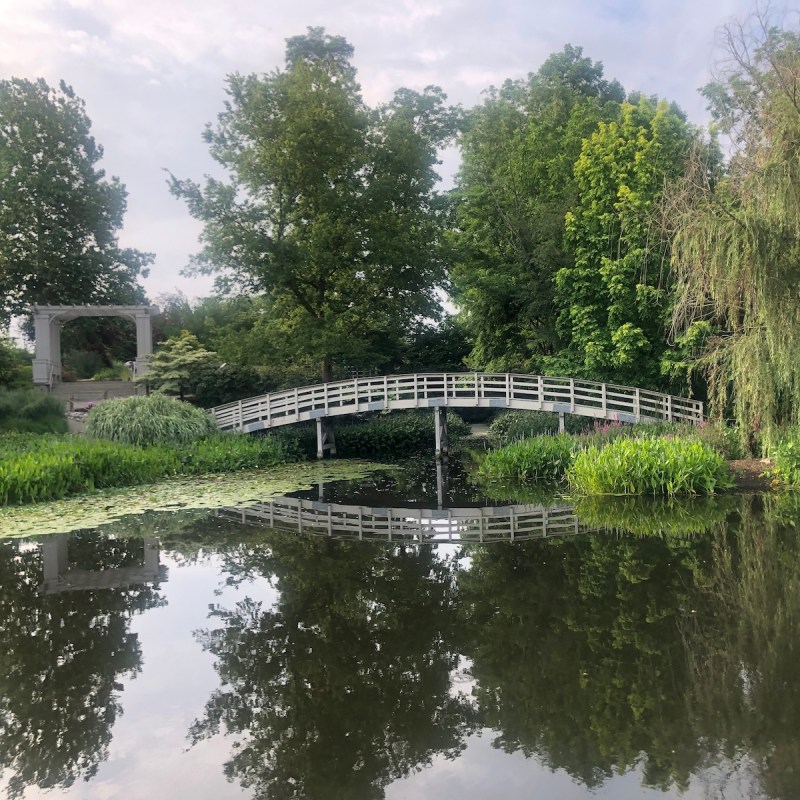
<box><xmin>218</xmin><ymin>497</ymin><xmax>587</xmax><ymax>544</ymax></box>
<box><xmin>211</xmin><ymin>372</ymin><xmax>703</xmax><ymax>432</ymax></box>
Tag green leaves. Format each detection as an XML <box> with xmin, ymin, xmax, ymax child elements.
<box><xmin>0</xmin><ymin>78</ymin><xmax>151</xmax><ymax>324</ymax></box>
<box><xmin>567</xmin><ymin>437</ymin><xmax>734</xmax><ymax>496</ymax></box>
<box><xmin>171</xmin><ymin>30</ymin><xmax>453</xmax><ymax>381</ymax></box>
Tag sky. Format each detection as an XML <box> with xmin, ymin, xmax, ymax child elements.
<box><xmin>0</xmin><ymin>0</ymin><xmax>760</xmax><ymax>305</ymax></box>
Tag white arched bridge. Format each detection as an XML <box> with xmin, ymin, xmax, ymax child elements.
<box><xmin>210</xmin><ymin>372</ymin><xmax>704</xmax><ymax>458</ymax></box>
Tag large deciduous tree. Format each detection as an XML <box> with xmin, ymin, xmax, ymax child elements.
<box><xmin>0</xmin><ymin>78</ymin><xmax>151</xmax><ymax>327</ymax></box>
<box><xmin>450</xmin><ymin>46</ymin><xmax>625</xmax><ymax>372</ymax></box>
<box><xmin>171</xmin><ymin>28</ymin><xmax>455</xmax><ymax>383</ymax></box>
<box><xmin>667</xmin><ymin>11</ymin><xmax>800</xmax><ymax>444</ymax></box>
<box><xmin>550</xmin><ymin>96</ymin><xmax>699</xmax><ymax>387</ymax></box>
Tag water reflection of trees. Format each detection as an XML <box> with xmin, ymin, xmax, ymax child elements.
<box><xmin>188</xmin><ymin>496</ymin><xmax>800</xmax><ymax>799</ymax></box>
<box><xmin>191</xmin><ymin>532</ymin><xmax>477</xmax><ymax>800</ymax></box>
<box><xmin>0</xmin><ymin>533</ymin><xmax>165</xmax><ymax>799</ymax></box>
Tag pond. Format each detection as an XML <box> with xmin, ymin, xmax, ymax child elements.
<box><xmin>1</xmin><ymin>459</ymin><xmax>799</xmax><ymax>800</ymax></box>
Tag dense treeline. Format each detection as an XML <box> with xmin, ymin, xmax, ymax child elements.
<box><xmin>3</xmin><ymin>11</ymin><xmax>800</xmax><ymax>446</ymax></box>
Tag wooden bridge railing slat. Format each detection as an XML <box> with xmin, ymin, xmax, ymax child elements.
<box><xmin>210</xmin><ymin>372</ymin><xmax>703</xmax><ymax>432</ymax></box>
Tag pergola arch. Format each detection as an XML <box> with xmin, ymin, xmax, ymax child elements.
<box><xmin>31</xmin><ymin>304</ymin><xmax>159</xmax><ymax>388</ymax></box>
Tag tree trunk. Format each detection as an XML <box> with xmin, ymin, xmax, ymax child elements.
<box><xmin>321</xmin><ymin>356</ymin><xmax>333</xmax><ymax>384</ymax></box>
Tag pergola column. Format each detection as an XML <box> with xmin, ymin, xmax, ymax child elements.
<box><xmin>134</xmin><ymin>309</ymin><xmax>154</xmax><ymax>377</ymax></box>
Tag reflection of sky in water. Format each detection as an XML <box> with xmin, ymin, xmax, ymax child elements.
<box><xmin>0</xmin><ymin>543</ymin><xmax>766</xmax><ymax>800</ymax></box>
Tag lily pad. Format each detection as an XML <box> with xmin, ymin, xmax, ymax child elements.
<box><xmin>0</xmin><ymin>461</ymin><xmax>384</xmax><ymax>538</ymax></box>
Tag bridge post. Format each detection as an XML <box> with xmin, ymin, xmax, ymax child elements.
<box><xmin>558</xmin><ymin>412</ymin><xmax>565</xmax><ymax>433</ymax></box>
<box><xmin>434</xmin><ymin>406</ymin><xmax>448</xmax><ymax>459</ymax></box>
<box><xmin>316</xmin><ymin>417</ymin><xmax>336</xmax><ymax>459</ymax></box>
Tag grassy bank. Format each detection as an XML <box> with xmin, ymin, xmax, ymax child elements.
<box><xmin>0</xmin><ymin>433</ymin><xmax>291</xmax><ymax>505</ymax></box>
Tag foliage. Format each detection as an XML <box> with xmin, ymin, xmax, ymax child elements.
<box><xmin>190</xmin><ymin>531</ymin><xmax>477</xmax><ymax>799</ymax></box>
<box><xmin>549</xmin><ymin>96</ymin><xmax>699</xmax><ymax>387</ymax></box>
<box><xmin>0</xmin><ymin>78</ymin><xmax>150</xmax><ymax>326</ymax></box>
<box><xmin>0</xmin><ymin>389</ymin><xmax>67</xmax><ymax>434</ymax></box>
<box><xmin>451</xmin><ymin>46</ymin><xmax>624</xmax><ymax>373</ymax></box>
<box><xmin>0</xmin><ymin>430</ymin><xmax>293</xmax><ymax>506</ymax></box>
<box><xmin>477</xmin><ymin>434</ymin><xmax>578</xmax><ymax>483</ymax></box>
<box><xmin>0</xmin><ymin>534</ymin><xmax>163</xmax><ymax>797</ymax></box>
<box><xmin>270</xmin><ymin>410</ymin><xmax>470</xmax><ymax>460</ymax></box>
<box><xmin>86</xmin><ymin>394</ymin><xmax>217</xmax><ymax>446</ymax></box>
<box><xmin>666</xmin><ymin>11</ymin><xmax>800</xmax><ymax>446</ymax></box>
<box><xmin>191</xmin><ymin>361</ymin><xmax>272</xmax><ymax>408</ymax></box>
<box><xmin>0</xmin><ymin>435</ymin><xmax>179</xmax><ymax>504</ymax></box>
<box><xmin>171</xmin><ymin>28</ymin><xmax>456</xmax><ymax>382</ymax></box>
<box><xmin>138</xmin><ymin>331</ymin><xmax>216</xmax><ymax>400</ymax></box>
<box><xmin>567</xmin><ymin>436</ymin><xmax>733</xmax><ymax>495</ymax></box>
<box><xmin>0</xmin><ymin>336</ymin><xmax>31</xmax><ymax>390</ymax></box>
<box><xmin>488</xmin><ymin>410</ymin><xmax>586</xmax><ymax>443</ymax></box>
<box><xmin>769</xmin><ymin>427</ymin><xmax>800</xmax><ymax>487</ymax></box>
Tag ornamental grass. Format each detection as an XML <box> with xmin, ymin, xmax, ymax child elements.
<box><xmin>86</xmin><ymin>393</ymin><xmax>217</xmax><ymax>446</ymax></box>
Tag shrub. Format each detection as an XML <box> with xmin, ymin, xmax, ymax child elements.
<box><xmin>92</xmin><ymin>362</ymin><xmax>130</xmax><ymax>381</ymax></box>
<box><xmin>477</xmin><ymin>434</ymin><xmax>578</xmax><ymax>483</ymax></box>
<box><xmin>567</xmin><ymin>437</ymin><xmax>734</xmax><ymax>496</ymax></box>
<box><xmin>489</xmin><ymin>410</ymin><xmax>585</xmax><ymax>443</ymax></box>
<box><xmin>771</xmin><ymin>428</ymin><xmax>800</xmax><ymax>486</ymax></box>
<box><xmin>0</xmin><ymin>389</ymin><xmax>67</xmax><ymax>434</ymax></box>
<box><xmin>192</xmin><ymin>362</ymin><xmax>273</xmax><ymax>408</ymax></box>
<box><xmin>267</xmin><ymin>410</ymin><xmax>470</xmax><ymax>459</ymax></box>
<box><xmin>86</xmin><ymin>393</ymin><xmax>217</xmax><ymax>446</ymax></box>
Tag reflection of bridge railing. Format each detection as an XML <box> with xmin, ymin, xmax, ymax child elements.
<box><xmin>211</xmin><ymin>372</ymin><xmax>704</xmax><ymax>434</ymax></box>
<box><xmin>218</xmin><ymin>496</ymin><xmax>592</xmax><ymax>544</ymax></box>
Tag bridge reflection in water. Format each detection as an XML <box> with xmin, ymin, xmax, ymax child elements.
<box><xmin>217</xmin><ymin>497</ymin><xmax>589</xmax><ymax>544</ymax></box>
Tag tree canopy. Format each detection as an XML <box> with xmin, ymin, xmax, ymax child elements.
<box><xmin>0</xmin><ymin>78</ymin><xmax>151</xmax><ymax>327</ymax></box>
<box><xmin>667</xmin><ymin>10</ymin><xmax>800</xmax><ymax>443</ymax></box>
<box><xmin>171</xmin><ymin>28</ymin><xmax>456</xmax><ymax>382</ymax></box>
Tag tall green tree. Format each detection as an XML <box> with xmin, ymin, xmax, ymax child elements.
<box><xmin>550</xmin><ymin>96</ymin><xmax>699</xmax><ymax>386</ymax></box>
<box><xmin>0</xmin><ymin>78</ymin><xmax>151</xmax><ymax>326</ymax></box>
<box><xmin>171</xmin><ymin>28</ymin><xmax>455</xmax><ymax>383</ymax></box>
<box><xmin>667</xmin><ymin>11</ymin><xmax>800</xmax><ymax>443</ymax></box>
<box><xmin>451</xmin><ymin>46</ymin><xmax>624</xmax><ymax>372</ymax></box>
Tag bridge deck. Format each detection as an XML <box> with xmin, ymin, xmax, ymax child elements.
<box><xmin>210</xmin><ymin>372</ymin><xmax>703</xmax><ymax>433</ymax></box>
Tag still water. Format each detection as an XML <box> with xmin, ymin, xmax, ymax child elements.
<box><xmin>1</xmin><ymin>462</ymin><xmax>799</xmax><ymax>800</ymax></box>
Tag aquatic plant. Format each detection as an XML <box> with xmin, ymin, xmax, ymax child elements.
<box><xmin>477</xmin><ymin>434</ymin><xmax>578</xmax><ymax>483</ymax></box>
<box><xmin>567</xmin><ymin>437</ymin><xmax>734</xmax><ymax>496</ymax></box>
<box><xmin>0</xmin><ymin>432</ymin><xmax>293</xmax><ymax>506</ymax></box>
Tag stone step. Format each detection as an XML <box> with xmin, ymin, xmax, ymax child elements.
<box><xmin>51</xmin><ymin>381</ymin><xmax>139</xmax><ymax>407</ymax></box>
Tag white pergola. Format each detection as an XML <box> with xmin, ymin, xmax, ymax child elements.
<box><xmin>31</xmin><ymin>304</ymin><xmax>159</xmax><ymax>387</ymax></box>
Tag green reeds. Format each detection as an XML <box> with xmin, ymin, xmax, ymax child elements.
<box><xmin>567</xmin><ymin>437</ymin><xmax>734</xmax><ymax>496</ymax></box>
<box><xmin>0</xmin><ymin>432</ymin><xmax>292</xmax><ymax>505</ymax></box>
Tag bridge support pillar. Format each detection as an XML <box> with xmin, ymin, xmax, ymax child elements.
<box><xmin>558</xmin><ymin>412</ymin><xmax>565</xmax><ymax>433</ymax></box>
<box><xmin>316</xmin><ymin>417</ymin><xmax>336</xmax><ymax>460</ymax></box>
<box><xmin>436</xmin><ymin>457</ymin><xmax>449</xmax><ymax>509</ymax></box>
<box><xmin>434</xmin><ymin>406</ymin><xmax>448</xmax><ymax>459</ymax></box>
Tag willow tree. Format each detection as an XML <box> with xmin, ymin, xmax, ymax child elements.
<box><xmin>171</xmin><ymin>29</ymin><xmax>454</xmax><ymax>383</ymax></box>
<box><xmin>667</xmin><ymin>11</ymin><xmax>800</xmax><ymax>444</ymax></box>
